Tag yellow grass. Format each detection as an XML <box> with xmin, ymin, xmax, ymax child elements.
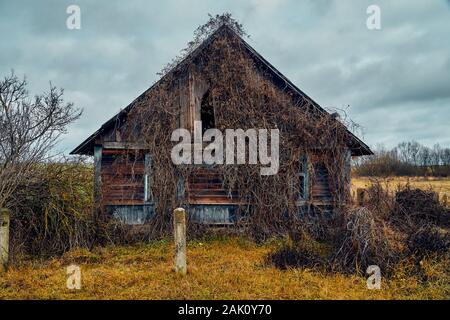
<box><xmin>351</xmin><ymin>176</ymin><xmax>450</xmax><ymax>202</ymax></box>
<box><xmin>1</xmin><ymin>176</ymin><xmax>448</xmax><ymax>300</ymax></box>
<box><xmin>0</xmin><ymin>237</ymin><xmax>448</xmax><ymax>300</ymax></box>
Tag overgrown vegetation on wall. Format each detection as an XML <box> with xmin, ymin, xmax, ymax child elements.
<box><xmin>119</xmin><ymin>14</ymin><xmax>353</xmax><ymax>239</ymax></box>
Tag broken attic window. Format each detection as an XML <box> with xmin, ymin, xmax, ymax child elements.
<box><xmin>200</xmin><ymin>89</ymin><xmax>215</xmax><ymax>134</ymax></box>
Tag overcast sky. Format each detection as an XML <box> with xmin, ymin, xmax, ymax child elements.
<box><xmin>1</xmin><ymin>0</ymin><xmax>449</xmax><ymax>153</ymax></box>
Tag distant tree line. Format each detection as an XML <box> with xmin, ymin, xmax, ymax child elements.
<box><xmin>353</xmin><ymin>141</ymin><xmax>450</xmax><ymax>177</ymax></box>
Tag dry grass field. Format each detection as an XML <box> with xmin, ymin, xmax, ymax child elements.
<box><xmin>1</xmin><ymin>176</ymin><xmax>449</xmax><ymax>300</ymax></box>
<box><xmin>351</xmin><ymin>176</ymin><xmax>450</xmax><ymax>205</ymax></box>
<box><xmin>0</xmin><ymin>237</ymin><xmax>448</xmax><ymax>300</ymax></box>
<box><xmin>352</xmin><ymin>176</ymin><xmax>450</xmax><ymax>194</ymax></box>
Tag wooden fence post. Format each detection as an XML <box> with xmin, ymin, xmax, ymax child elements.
<box><xmin>173</xmin><ymin>207</ymin><xmax>187</xmax><ymax>275</ymax></box>
<box><xmin>0</xmin><ymin>208</ymin><xmax>10</xmax><ymax>273</ymax></box>
<box><xmin>357</xmin><ymin>188</ymin><xmax>367</xmax><ymax>206</ymax></box>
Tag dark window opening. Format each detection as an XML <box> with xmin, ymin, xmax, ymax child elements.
<box><xmin>200</xmin><ymin>90</ymin><xmax>215</xmax><ymax>134</ymax></box>
<box><xmin>299</xmin><ymin>175</ymin><xmax>305</xmax><ymax>199</ymax></box>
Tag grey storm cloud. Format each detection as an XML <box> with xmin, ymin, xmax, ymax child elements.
<box><xmin>0</xmin><ymin>0</ymin><xmax>449</xmax><ymax>153</ymax></box>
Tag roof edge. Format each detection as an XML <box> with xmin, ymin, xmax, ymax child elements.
<box><xmin>70</xmin><ymin>24</ymin><xmax>373</xmax><ymax>157</ymax></box>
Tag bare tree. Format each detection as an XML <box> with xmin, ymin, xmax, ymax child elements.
<box><xmin>396</xmin><ymin>141</ymin><xmax>421</xmax><ymax>165</ymax></box>
<box><xmin>431</xmin><ymin>144</ymin><xmax>442</xmax><ymax>166</ymax></box>
<box><xmin>418</xmin><ymin>146</ymin><xmax>431</xmax><ymax>167</ymax></box>
<box><xmin>442</xmin><ymin>148</ymin><xmax>450</xmax><ymax>166</ymax></box>
<box><xmin>0</xmin><ymin>71</ymin><xmax>82</xmax><ymax>208</ymax></box>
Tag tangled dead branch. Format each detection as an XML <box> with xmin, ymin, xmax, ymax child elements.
<box><xmin>8</xmin><ymin>158</ymin><xmax>96</xmax><ymax>258</ymax></box>
<box><xmin>394</xmin><ymin>187</ymin><xmax>450</xmax><ymax>228</ymax></box>
<box><xmin>330</xmin><ymin>207</ymin><xmax>399</xmax><ymax>273</ymax></box>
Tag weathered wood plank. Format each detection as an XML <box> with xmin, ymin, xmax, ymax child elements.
<box><xmin>103</xmin><ymin>142</ymin><xmax>148</xmax><ymax>150</ymax></box>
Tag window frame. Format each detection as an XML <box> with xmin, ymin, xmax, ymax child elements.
<box><xmin>297</xmin><ymin>154</ymin><xmax>309</xmax><ymax>202</ymax></box>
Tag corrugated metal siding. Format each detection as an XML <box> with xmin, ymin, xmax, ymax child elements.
<box><xmin>189</xmin><ymin>205</ymin><xmax>237</xmax><ymax>224</ymax></box>
<box><xmin>107</xmin><ymin>204</ymin><xmax>155</xmax><ymax>225</ymax></box>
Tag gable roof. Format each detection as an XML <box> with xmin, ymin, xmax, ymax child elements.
<box><xmin>70</xmin><ymin>25</ymin><xmax>372</xmax><ymax>156</ymax></box>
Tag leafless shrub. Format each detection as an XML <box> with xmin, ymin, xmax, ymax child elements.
<box><xmin>288</xmin><ymin>207</ymin><xmax>344</xmax><ymax>243</ymax></box>
<box><xmin>393</xmin><ymin>187</ymin><xmax>450</xmax><ymax>228</ymax></box>
<box><xmin>269</xmin><ymin>183</ymin><xmax>449</xmax><ymax>275</ymax></box>
<box><xmin>8</xmin><ymin>158</ymin><xmax>96</xmax><ymax>258</ymax></box>
<box><xmin>365</xmin><ymin>180</ymin><xmax>394</xmax><ymax>219</ymax></box>
<box><xmin>408</xmin><ymin>226</ymin><xmax>450</xmax><ymax>257</ymax></box>
<box><xmin>0</xmin><ymin>71</ymin><xmax>82</xmax><ymax>210</ymax></box>
<box><xmin>331</xmin><ymin>207</ymin><xmax>400</xmax><ymax>274</ymax></box>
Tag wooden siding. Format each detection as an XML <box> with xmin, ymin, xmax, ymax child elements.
<box><xmin>187</xmin><ymin>167</ymin><xmax>241</xmax><ymax>205</ymax></box>
<box><xmin>311</xmin><ymin>162</ymin><xmax>332</xmax><ymax>203</ymax></box>
<box><xmin>101</xmin><ymin>149</ymin><xmax>145</xmax><ymax>205</ymax></box>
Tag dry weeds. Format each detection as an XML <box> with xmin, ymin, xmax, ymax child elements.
<box><xmin>0</xmin><ymin>237</ymin><xmax>448</xmax><ymax>300</ymax></box>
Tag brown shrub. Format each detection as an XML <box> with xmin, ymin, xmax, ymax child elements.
<box><xmin>266</xmin><ymin>234</ymin><xmax>329</xmax><ymax>270</ymax></box>
<box><xmin>330</xmin><ymin>207</ymin><xmax>402</xmax><ymax>274</ymax></box>
<box><xmin>8</xmin><ymin>160</ymin><xmax>96</xmax><ymax>258</ymax></box>
<box><xmin>408</xmin><ymin>226</ymin><xmax>450</xmax><ymax>257</ymax></box>
<box><xmin>269</xmin><ymin>183</ymin><xmax>450</xmax><ymax>276</ymax></box>
<box><xmin>394</xmin><ymin>187</ymin><xmax>450</xmax><ymax>228</ymax></box>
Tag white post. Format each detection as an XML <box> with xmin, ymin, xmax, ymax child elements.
<box><xmin>0</xmin><ymin>208</ymin><xmax>10</xmax><ymax>273</ymax></box>
<box><xmin>173</xmin><ymin>207</ymin><xmax>187</xmax><ymax>275</ymax></box>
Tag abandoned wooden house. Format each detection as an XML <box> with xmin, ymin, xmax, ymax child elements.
<box><xmin>70</xmin><ymin>24</ymin><xmax>372</xmax><ymax>226</ymax></box>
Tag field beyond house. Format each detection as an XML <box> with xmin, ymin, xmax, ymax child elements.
<box><xmin>352</xmin><ymin>176</ymin><xmax>450</xmax><ymax>196</ymax></box>
<box><xmin>0</xmin><ymin>237</ymin><xmax>448</xmax><ymax>300</ymax></box>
